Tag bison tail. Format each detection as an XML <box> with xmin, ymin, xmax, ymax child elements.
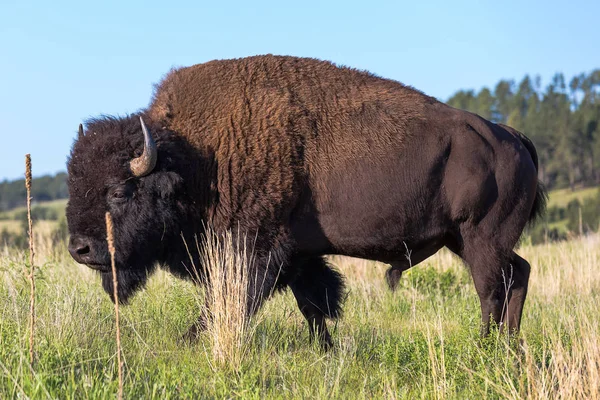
<box><xmin>517</xmin><ymin>131</ymin><xmax>548</xmax><ymax>225</ymax></box>
<box><xmin>529</xmin><ymin>181</ymin><xmax>548</xmax><ymax>225</ymax></box>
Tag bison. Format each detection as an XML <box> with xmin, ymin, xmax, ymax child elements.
<box><xmin>66</xmin><ymin>55</ymin><xmax>546</xmax><ymax>348</ymax></box>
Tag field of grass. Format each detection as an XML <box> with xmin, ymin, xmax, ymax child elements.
<box><xmin>0</xmin><ymin>199</ymin><xmax>67</xmax><ymax>237</ymax></box>
<box><xmin>0</xmin><ymin>220</ymin><xmax>57</xmax><ymax>235</ymax></box>
<box><xmin>0</xmin><ymin>220</ymin><xmax>22</xmax><ymax>234</ymax></box>
<box><xmin>1</xmin><ymin>232</ymin><xmax>599</xmax><ymax>399</ymax></box>
<box><xmin>0</xmin><ymin>199</ymin><xmax>67</xmax><ymax>221</ymax></box>
<box><xmin>535</xmin><ymin>185</ymin><xmax>600</xmax><ymax>237</ymax></box>
<box><xmin>547</xmin><ymin>186</ymin><xmax>599</xmax><ymax>209</ymax></box>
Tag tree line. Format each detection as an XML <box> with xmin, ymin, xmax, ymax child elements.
<box><xmin>447</xmin><ymin>69</ymin><xmax>600</xmax><ymax>191</ymax></box>
<box><xmin>0</xmin><ymin>173</ymin><xmax>68</xmax><ymax>211</ymax></box>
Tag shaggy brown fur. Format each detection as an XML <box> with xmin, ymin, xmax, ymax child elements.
<box><xmin>149</xmin><ymin>56</ymin><xmax>436</xmax><ymax>232</ymax></box>
<box><xmin>67</xmin><ymin>55</ymin><xmax>545</xmax><ymax>348</ymax></box>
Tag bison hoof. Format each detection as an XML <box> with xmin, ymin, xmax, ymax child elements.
<box><xmin>309</xmin><ymin>330</ymin><xmax>333</xmax><ymax>351</ymax></box>
<box><xmin>321</xmin><ymin>336</ymin><xmax>333</xmax><ymax>351</ymax></box>
<box><xmin>181</xmin><ymin>318</ymin><xmax>207</xmax><ymax>343</ymax></box>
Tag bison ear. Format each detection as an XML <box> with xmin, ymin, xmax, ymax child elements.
<box><xmin>146</xmin><ymin>171</ymin><xmax>184</xmax><ymax>199</ymax></box>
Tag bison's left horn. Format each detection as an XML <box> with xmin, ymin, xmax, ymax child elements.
<box><xmin>130</xmin><ymin>117</ymin><xmax>157</xmax><ymax>177</ymax></box>
<box><xmin>78</xmin><ymin>124</ymin><xmax>84</xmax><ymax>140</ymax></box>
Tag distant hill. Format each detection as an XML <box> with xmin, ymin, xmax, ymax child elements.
<box><xmin>0</xmin><ymin>172</ymin><xmax>68</xmax><ymax>211</ymax></box>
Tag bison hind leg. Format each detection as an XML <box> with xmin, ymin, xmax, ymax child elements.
<box><xmin>289</xmin><ymin>256</ymin><xmax>346</xmax><ymax>350</ymax></box>
<box><xmin>449</xmin><ymin>235</ymin><xmax>531</xmax><ymax>336</ymax></box>
<box><xmin>503</xmin><ymin>252</ymin><xmax>530</xmax><ymax>333</ymax></box>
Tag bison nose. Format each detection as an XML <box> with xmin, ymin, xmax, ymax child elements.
<box><xmin>68</xmin><ymin>236</ymin><xmax>93</xmax><ymax>263</ymax></box>
<box><xmin>75</xmin><ymin>244</ymin><xmax>90</xmax><ymax>255</ymax></box>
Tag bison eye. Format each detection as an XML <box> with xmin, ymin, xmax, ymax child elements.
<box><xmin>108</xmin><ymin>187</ymin><xmax>130</xmax><ymax>204</ymax></box>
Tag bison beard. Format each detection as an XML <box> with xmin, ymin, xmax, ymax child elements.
<box><xmin>100</xmin><ymin>268</ymin><xmax>154</xmax><ymax>304</ymax></box>
<box><xmin>67</xmin><ymin>55</ymin><xmax>546</xmax><ymax>350</ymax></box>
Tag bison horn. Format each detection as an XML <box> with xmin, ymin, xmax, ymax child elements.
<box><xmin>130</xmin><ymin>117</ymin><xmax>157</xmax><ymax>177</ymax></box>
<box><xmin>78</xmin><ymin>124</ymin><xmax>84</xmax><ymax>139</ymax></box>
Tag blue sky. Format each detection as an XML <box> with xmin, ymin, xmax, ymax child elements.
<box><xmin>1</xmin><ymin>0</ymin><xmax>599</xmax><ymax>181</ymax></box>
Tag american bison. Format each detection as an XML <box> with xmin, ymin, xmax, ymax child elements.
<box><xmin>67</xmin><ymin>55</ymin><xmax>546</xmax><ymax>348</ymax></box>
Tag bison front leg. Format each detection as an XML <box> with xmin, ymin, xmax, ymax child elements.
<box><xmin>181</xmin><ymin>302</ymin><xmax>209</xmax><ymax>342</ymax></box>
<box><xmin>289</xmin><ymin>256</ymin><xmax>345</xmax><ymax>350</ymax></box>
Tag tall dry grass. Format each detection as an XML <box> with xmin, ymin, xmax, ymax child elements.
<box><xmin>192</xmin><ymin>228</ymin><xmax>270</xmax><ymax>368</ymax></box>
<box><xmin>516</xmin><ymin>235</ymin><xmax>600</xmax><ymax>399</ymax></box>
<box><xmin>25</xmin><ymin>154</ymin><xmax>35</xmax><ymax>367</ymax></box>
<box><xmin>105</xmin><ymin>212</ymin><xmax>123</xmax><ymax>400</ymax></box>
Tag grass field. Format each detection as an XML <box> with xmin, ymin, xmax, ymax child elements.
<box><xmin>0</xmin><ymin>220</ymin><xmax>57</xmax><ymax>235</ymax></box>
<box><xmin>0</xmin><ymin>199</ymin><xmax>68</xmax><ymax>235</ymax></box>
<box><xmin>547</xmin><ymin>186</ymin><xmax>599</xmax><ymax>209</ymax></box>
<box><xmin>1</xmin><ymin>232</ymin><xmax>599</xmax><ymax>399</ymax></box>
<box><xmin>542</xmin><ymin>185</ymin><xmax>600</xmax><ymax>234</ymax></box>
<box><xmin>0</xmin><ymin>199</ymin><xmax>67</xmax><ymax>221</ymax></box>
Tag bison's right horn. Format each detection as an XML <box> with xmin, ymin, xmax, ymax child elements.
<box><xmin>78</xmin><ymin>124</ymin><xmax>84</xmax><ymax>140</ymax></box>
<box><xmin>130</xmin><ymin>117</ymin><xmax>157</xmax><ymax>177</ymax></box>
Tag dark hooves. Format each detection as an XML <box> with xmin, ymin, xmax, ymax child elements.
<box><xmin>309</xmin><ymin>331</ymin><xmax>333</xmax><ymax>351</ymax></box>
<box><xmin>321</xmin><ymin>336</ymin><xmax>333</xmax><ymax>352</ymax></box>
<box><xmin>180</xmin><ymin>318</ymin><xmax>207</xmax><ymax>343</ymax></box>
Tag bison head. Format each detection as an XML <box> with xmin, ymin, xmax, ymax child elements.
<box><xmin>66</xmin><ymin>115</ymin><xmax>199</xmax><ymax>303</ymax></box>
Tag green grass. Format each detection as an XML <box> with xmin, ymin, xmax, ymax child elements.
<box><xmin>1</xmin><ymin>236</ymin><xmax>599</xmax><ymax>399</ymax></box>
<box><xmin>537</xmin><ymin>185</ymin><xmax>600</xmax><ymax>236</ymax></box>
<box><xmin>0</xmin><ymin>199</ymin><xmax>66</xmax><ymax>241</ymax></box>
<box><xmin>547</xmin><ymin>186</ymin><xmax>598</xmax><ymax>209</ymax></box>
<box><xmin>0</xmin><ymin>199</ymin><xmax>67</xmax><ymax>221</ymax></box>
<box><xmin>0</xmin><ymin>220</ymin><xmax>58</xmax><ymax>235</ymax></box>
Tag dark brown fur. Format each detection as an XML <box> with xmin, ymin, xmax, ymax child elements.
<box><xmin>67</xmin><ymin>55</ymin><xmax>545</xmax><ymax>348</ymax></box>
